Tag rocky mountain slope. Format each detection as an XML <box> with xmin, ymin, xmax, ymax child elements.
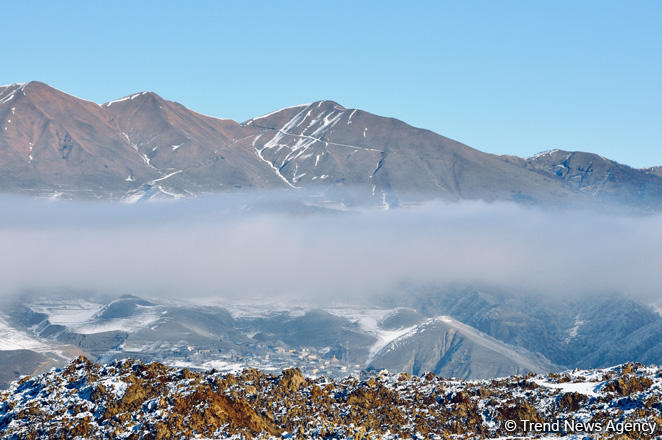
<box><xmin>390</xmin><ymin>287</ymin><xmax>662</xmax><ymax>370</ymax></box>
<box><xmin>0</xmin><ymin>82</ymin><xmax>280</xmax><ymax>200</ymax></box>
<box><xmin>0</xmin><ymin>357</ymin><xmax>660</xmax><ymax>439</ymax></box>
<box><xmin>366</xmin><ymin>316</ymin><xmax>554</xmax><ymax>379</ymax></box>
<box><xmin>502</xmin><ymin>149</ymin><xmax>662</xmax><ymax>207</ymax></box>
<box><xmin>244</xmin><ymin>101</ymin><xmax>574</xmax><ymax>207</ymax></box>
<box><xmin>2</xmin><ymin>81</ymin><xmax>662</xmax><ymax>209</ymax></box>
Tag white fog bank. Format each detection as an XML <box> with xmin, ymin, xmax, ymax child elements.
<box><xmin>0</xmin><ymin>193</ymin><xmax>660</xmax><ymax>302</ymax></box>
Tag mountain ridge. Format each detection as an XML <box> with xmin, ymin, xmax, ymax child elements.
<box><xmin>366</xmin><ymin>315</ymin><xmax>556</xmax><ymax>379</ymax></box>
<box><xmin>1</xmin><ymin>356</ymin><xmax>659</xmax><ymax>439</ymax></box>
<box><xmin>2</xmin><ymin>81</ymin><xmax>661</xmax><ymax>209</ymax></box>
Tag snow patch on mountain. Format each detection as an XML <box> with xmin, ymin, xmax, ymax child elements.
<box><xmin>103</xmin><ymin>92</ymin><xmax>148</xmax><ymax>106</ymax></box>
<box><xmin>325</xmin><ymin>308</ymin><xmax>418</xmax><ymax>362</ymax></box>
<box><xmin>0</xmin><ymin>316</ymin><xmax>50</xmax><ymax>351</ymax></box>
<box><xmin>529</xmin><ymin>149</ymin><xmax>561</xmax><ymax>160</ymax></box>
<box><xmin>245</xmin><ymin>103</ymin><xmax>312</xmax><ymax>125</ymax></box>
<box><xmin>533</xmin><ymin>378</ymin><xmax>602</xmax><ymax>397</ymax></box>
<box><xmin>29</xmin><ymin>299</ymin><xmax>102</xmax><ymax>327</ymax></box>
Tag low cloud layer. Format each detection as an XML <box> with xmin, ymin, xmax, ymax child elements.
<box><xmin>1</xmin><ymin>193</ymin><xmax>661</xmax><ymax>303</ymax></box>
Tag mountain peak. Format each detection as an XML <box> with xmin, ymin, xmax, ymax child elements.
<box><xmin>1</xmin><ymin>81</ymin><xmax>105</xmax><ymax>108</ymax></box>
<box><xmin>243</xmin><ymin>100</ymin><xmax>346</xmax><ymax>126</ymax></box>
<box><xmin>102</xmin><ymin>91</ymin><xmax>162</xmax><ymax>107</ymax></box>
<box><xmin>2</xmin><ymin>82</ymin><xmax>662</xmax><ymax>209</ymax></box>
<box><xmin>528</xmin><ymin>148</ymin><xmax>564</xmax><ymax>160</ymax></box>
<box><xmin>0</xmin><ymin>82</ymin><xmax>27</xmax><ymax>90</ymax></box>
<box><xmin>528</xmin><ymin>149</ymin><xmax>616</xmax><ymax>164</ymax></box>
<box><xmin>310</xmin><ymin>99</ymin><xmax>345</xmax><ymax>110</ymax></box>
<box><xmin>20</xmin><ymin>80</ymin><xmax>73</xmax><ymax>96</ymax></box>
<box><xmin>23</xmin><ymin>80</ymin><xmax>49</xmax><ymax>89</ymax></box>
<box><xmin>0</xmin><ymin>82</ymin><xmax>32</xmax><ymax>103</ymax></box>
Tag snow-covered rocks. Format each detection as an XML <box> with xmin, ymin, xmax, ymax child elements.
<box><xmin>1</xmin><ymin>358</ymin><xmax>660</xmax><ymax>439</ymax></box>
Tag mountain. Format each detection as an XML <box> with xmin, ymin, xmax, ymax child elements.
<box><xmin>244</xmin><ymin>100</ymin><xmax>582</xmax><ymax>207</ymax></box>
<box><xmin>0</xmin><ymin>307</ymin><xmax>84</xmax><ymax>388</ymax></box>
<box><xmin>101</xmin><ymin>91</ymin><xmax>285</xmax><ymax>197</ymax></box>
<box><xmin>389</xmin><ymin>287</ymin><xmax>662</xmax><ymax>370</ymax></box>
<box><xmin>0</xmin><ymin>82</ymin><xmax>283</xmax><ymax>200</ymax></box>
<box><xmin>2</xmin><ymin>81</ymin><xmax>662</xmax><ymax>209</ymax></box>
<box><xmin>0</xmin><ymin>294</ymin><xmax>558</xmax><ymax>385</ymax></box>
<box><xmin>2</xmin><ymin>290</ymin><xmax>661</xmax><ymax>395</ymax></box>
<box><xmin>0</xmin><ymin>82</ymin><xmax>158</xmax><ymax>197</ymax></box>
<box><xmin>366</xmin><ymin>316</ymin><xmax>554</xmax><ymax>379</ymax></box>
<box><xmin>502</xmin><ymin>149</ymin><xmax>662</xmax><ymax>208</ymax></box>
<box><xmin>1</xmin><ymin>357</ymin><xmax>659</xmax><ymax>439</ymax></box>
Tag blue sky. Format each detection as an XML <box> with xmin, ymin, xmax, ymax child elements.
<box><xmin>2</xmin><ymin>1</ymin><xmax>660</xmax><ymax>167</ymax></box>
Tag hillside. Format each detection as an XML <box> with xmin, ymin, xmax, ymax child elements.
<box><xmin>367</xmin><ymin>316</ymin><xmax>555</xmax><ymax>379</ymax></box>
<box><xmin>0</xmin><ymin>357</ymin><xmax>659</xmax><ymax>439</ymax></box>
<box><xmin>2</xmin><ymin>82</ymin><xmax>662</xmax><ymax>209</ymax></box>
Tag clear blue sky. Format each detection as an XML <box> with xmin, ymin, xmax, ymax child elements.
<box><xmin>2</xmin><ymin>1</ymin><xmax>660</xmax><ymax>167</ymax></box>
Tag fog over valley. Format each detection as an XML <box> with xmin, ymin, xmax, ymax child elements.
<box><xmin>1</xmin><ymin>192</ymin><xmax>660</xmax><ymax>304</ymax></box>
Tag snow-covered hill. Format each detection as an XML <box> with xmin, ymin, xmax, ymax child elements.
<box><xmin>367</xmin><ymin>316</ymin><xmax>555</xmax><ymax>379</ymax></box>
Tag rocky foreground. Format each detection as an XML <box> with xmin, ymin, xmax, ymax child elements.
<box><xmin>0</xmin><ymin>357</ymin><xmax>660</xmax><ymax>439</ymax></box>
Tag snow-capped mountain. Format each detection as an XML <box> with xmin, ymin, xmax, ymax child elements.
<box><xmin>2</xmin><ymin>82</ymin><xmax>662</xmax><ymax>210</ymax></box>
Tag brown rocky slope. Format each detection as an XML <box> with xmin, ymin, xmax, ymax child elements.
<box><xmin>0</xmin><ymin>357</ymin><xmax>660</xmax><ymax>439</ymax></box>
<box><xmin>3</xmin><ymin>82</ymin><xmax>662</xmax><ymax>210</ymax></box>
